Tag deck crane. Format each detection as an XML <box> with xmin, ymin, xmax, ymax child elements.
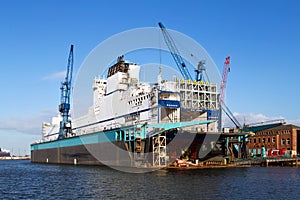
<box><xmin>158</xmin><ymin>22</ymin><xmax>193</xmax><ymax>80</ymax></box>
<box><xmin>58</xmin><ymin>45</ymin><xmax>74</xmax><ymax>139</ymax></box>
<box><xmin>219</xmin><ymin>56</ymin><xmax>242</xmax><ymax>129</ymax></box>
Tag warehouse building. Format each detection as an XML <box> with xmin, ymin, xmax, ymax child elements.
<box><xmin>247</xmin><ymin>124</ymin><xmax>300</xmax><ymax>156</ymax></box>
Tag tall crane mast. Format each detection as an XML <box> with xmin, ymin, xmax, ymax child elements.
<box><xmin>158</xmin><ymin>22</ymin><xmax>193</xmax><ymax>80</ymax></box>
<box><xmin>219</xmin><ymin>56</ymin><xmax>230</xmax><ymax>105</ymax></box>
<box><xmin>58</xmin><ymin>45</ymin><xmax>74</xmax><ymax>139</ymax></box>
<box><xmin>219</xmin><ymin>56</ymin><xmax>241</xmax><ymax>129</ymax></box>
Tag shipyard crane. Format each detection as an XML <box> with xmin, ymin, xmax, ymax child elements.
<box><xmin>58</xmin><ymin>45</ymin><xmax>74</xmax><ymax>139</ymax></box>
<box><xmin>158</xmin><ymin>22</ymin><xmax>193</xmax><ymax>80</ymax></box>
<box><xmin>219</xmin><ymin>56</ymin><xmax>230</xmax><ymax>106</ymax></box>
<box><xmin>219</xmin><ymin>56</ymin><xmax>242</xmax><ymax>129</ymax></box>
<box><xmin>195</xmin><ymin>60</ymin><xmax>206</xmax><ymax>81</ymax></box>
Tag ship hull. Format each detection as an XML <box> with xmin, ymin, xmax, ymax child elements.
<box><xmin>31</xmin><ymin>142</ymin><xmax>131</xmax><ymax>166</ymax></box>
<box><xmin>31</xmin><ymin>127</ymin><xmax>219</xmax><ymax>167</ymax></box>
<box><xmin>31</xmin><ymin>130</ymin><xmax>136</xmax><ymax>166</ymax></box>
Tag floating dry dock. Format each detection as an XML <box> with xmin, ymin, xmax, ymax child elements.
<box><xmin>31</xmin><ymin>121</ymin><xmax>215</xmax><ymax>166</ymax></box>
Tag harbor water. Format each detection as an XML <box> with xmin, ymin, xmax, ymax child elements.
<box><xmin>1</xmin><ymin>160</ymin><xmax>300</xmax><ymax>199</ymax></box>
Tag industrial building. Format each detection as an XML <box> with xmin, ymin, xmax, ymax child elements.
<box><xmin>247</xmin><ymin>124</ymin><xmax>300</xmax><ymax>157</ymax></box>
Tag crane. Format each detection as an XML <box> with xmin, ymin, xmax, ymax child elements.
<box><xmin>158</xmin><ymin>22</ymin><xmax>193</xmax><ymax>80</ymax></box>
<box><xmin>222</xmin><ymin>103</ymin><xmax>242</xmax><ymax>129</ymax></box>
<box><xmin>195</xmin><ymin>60</ymin><xmax>206</xmax><ymax>81</ymax></box>
<box><xmin>218</xmin><ymin>56</ymin><xmax>244</xmax><ymax>158</ymax></box>
<box><xmin>219</xmin><ymin>56</ymin><xmax>242</xmax><ymax>129</ymax></box>
<box><xmin>219</xmin><ymin>56</ymin><xmax>230</xmax><ymax>105</ymax></box>
<box><xmin>58</xmin><ymin>45</ymin><xmax>74</xmax><ymax>139</ymax></box>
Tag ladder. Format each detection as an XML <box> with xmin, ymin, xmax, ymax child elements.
<box><xmin>133</xmin><ymin>125</ymin><xmax>144</xmax><ymax>166</ymax></box>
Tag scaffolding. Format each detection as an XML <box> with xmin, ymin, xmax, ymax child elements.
<box><xmin>152</xmin><ymin>132</ymin><xmax>167</xmax><ymax>167</ymax></box>
<box><xmin>177</xmin><ymin>80</ymin><xmax>218</xmax><ymax>110</ymax></box>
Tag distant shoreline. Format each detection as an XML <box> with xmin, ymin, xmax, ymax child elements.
<box><xmin>0</xmin><ymin>156</ymin><xmax>30</xmax><ymax>160</ymax></box>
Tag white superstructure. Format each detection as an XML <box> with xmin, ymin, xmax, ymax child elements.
<box><xmin>42</xmin><ymin>115</ymin><xmax>62</xmax><ymax>141</ymax></box>
<box><xmin>42</xmin><ymin>56</ymin><xmax>219</xmax><ymax>141</ymax></box>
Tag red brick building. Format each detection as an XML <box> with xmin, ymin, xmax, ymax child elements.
<box><xmin>247</xmin><ymin>124</ymin><xmax>300</xmax><ymax>156</ymax></box>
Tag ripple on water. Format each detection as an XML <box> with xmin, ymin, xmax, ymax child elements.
<box><xmin>1</xmin><ymin>160</ymin><xmax>300</xmax><ymax>199</ymax></box>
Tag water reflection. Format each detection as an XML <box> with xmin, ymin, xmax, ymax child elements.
<box><xmin>1</xmin><ymin>160</ymin><xmax>300</xmax><ymax>199</ymax></box>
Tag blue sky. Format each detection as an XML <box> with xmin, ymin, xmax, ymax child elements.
<box><xmin>0</xmin><ymin>0</ymin><xmax>299</xmax><ymax>155</ymax></box>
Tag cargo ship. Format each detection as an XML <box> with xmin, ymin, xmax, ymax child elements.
<box><xmin>31</xmin><ymin>23</ymin><xmax>225</xmax><ymax>168</ymax></box>
<box><xmin>30</xmin><ymin>52</ymin><xmax>222</xmax><ymax>167</ymax></box>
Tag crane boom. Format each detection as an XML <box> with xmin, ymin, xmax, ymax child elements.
<box><xmin>158</xmin><ymin>22</ymin><xmax>193</xmax><ymax>80</ymax></box>
<box><xmin>219</xmin><ymin>56</ymin><xmax>242</xmax><ymax>129</ymax></box>
<box><xmin>58</xmin><ymin>45</ymin><xmax>74</xmax><ymax>139</ymax></box>
<box><xmin>222</xmin><ymin>104</ymin><xmax>242</xmax><ymax>129</ymax></box>
<box><xmin>219</xmin><ymin>56</ymin><xmax>230</xmax><ymax>105</ymax></box>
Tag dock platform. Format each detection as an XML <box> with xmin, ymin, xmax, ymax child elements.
<box><xmin>166</xmin><ymin>157</ymin><xmax>299</xmax><ymax>169</ymax></box>
<box><xmin>262</xmin><ymin>157</ymin><xmax>299</xmax><ymax>167</ymax></box>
